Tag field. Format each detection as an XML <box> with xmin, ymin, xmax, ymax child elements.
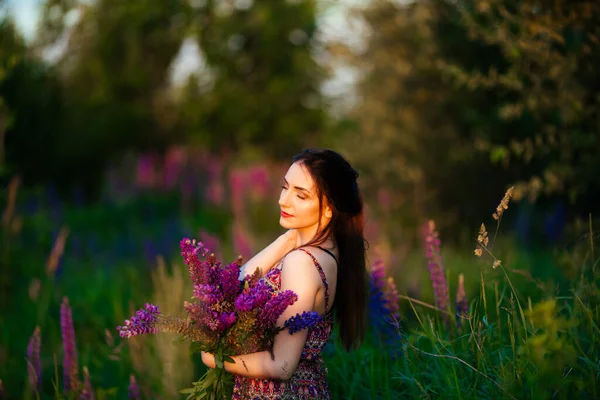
<box><xmin>1</xmin><ymin>168</ymin><xmax>599</xmax><ymax>400</ymax></box>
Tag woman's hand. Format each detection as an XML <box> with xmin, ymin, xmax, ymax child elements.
<box><xmin>201</xmin><ymin>351</ymin><xmax>216</xmax><ymax>369</ymax></box>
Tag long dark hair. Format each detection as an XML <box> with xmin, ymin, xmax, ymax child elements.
<box><xmin>292</xmin><ymin>148</ymin><xmax>368</xmax><ymax>351</ymax></box>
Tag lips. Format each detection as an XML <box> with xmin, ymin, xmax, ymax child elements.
<box><xmin>280</xmin><ymin>210</ymin><xmax>293</xmax><ymax>218</ymax></box>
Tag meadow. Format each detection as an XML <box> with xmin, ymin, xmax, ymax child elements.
<box><xmin>1</xmin><ymin>152</ymin><xmax>598</xmax><ymax>400</ymax></box>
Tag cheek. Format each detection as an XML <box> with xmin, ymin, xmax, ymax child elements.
<box><xmin>297</xmin><ymin>200</ymin><xmax>321</xmax><ymax>221</ymax></box>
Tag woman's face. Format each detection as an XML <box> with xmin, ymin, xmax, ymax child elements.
<box><xmin>278</xmin><ymin>162</ymin><xmax>331</xmax><ymax>231</ymax></box>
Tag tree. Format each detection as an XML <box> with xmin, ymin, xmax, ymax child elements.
<box><xmin>337</xmin><ymin>0</ymin><xmax>600</xmax><ymax>240</ymax></box>
<box><xmin>25</xmin><ymin>0</ymin><xmax>191</xmax><ymax>198</ymax></box>
<box><xmin>179</xmin><ymin>0</ymin><xmax>328</xmax><ymax>160</ymax></box>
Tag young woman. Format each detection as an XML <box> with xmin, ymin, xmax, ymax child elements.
<box><xmin>201</xmin><ymin>148</ymin><xmax>368</xmax><ymax>399</ymax></box>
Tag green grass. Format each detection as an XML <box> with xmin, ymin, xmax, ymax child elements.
<box><xmin>1</xmin><ymin>187</ymin><xmax>599</xmax><ymax>399</ymax></box>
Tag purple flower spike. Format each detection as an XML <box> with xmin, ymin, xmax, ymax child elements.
<box><xmin>258</xmin><ymin>290</ymin><xmax>298</xmax><ymax>327</ymax></box>
<box><xmin>180</xmin><ymin>238</ymin><xmax>211</xmax><ymax>286</ymax></box>
<box><xmin>371</xmin><ymin>259</ymin><xmax>387</xmax><ymax>291</ymax></box>
<box><xmin>220</xmin><ymin>262</ymin><xmax>242</xmax><ymax>302</ymax></box>
<box><xmin>234</xmin><ymin>281</ymin><xmax>270</xmax><ymax>312</ymax></box>
<box><xmin>117</xmin><ymin>303</ymin><xmax>160</xmax><ymax>338</ymax></box>
<box><xmin>284</xmin><ymin>312</ymin><xmax>322</xmax><ymax>334</ymax></box>
<box><xmin>27</xmin><ymin>326</ymin><xmax>42</xmax><ymax>392</ymax></box>
<box><xmin>424</xmin><ymin>220</ymin><xmax>449</xmax><ymax>313</ymax></box>
<box><xmin>128</xmin><ymin>374</ymin><xmax>141</xmax><ymax>400</ymax></box>
<box><xmin>61</xmin><ymin>297</ymin><xmax>79</xmax><ymax>393</ymax></box>
<box><xmin>81</xmin><ymin>366</ymin><xmax>95</xmax><ymax>400</ymax></box>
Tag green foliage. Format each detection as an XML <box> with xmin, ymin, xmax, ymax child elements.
<box><xmin>179</xmin><ymin>0</ymin><xmax>328</xmax><ymax>159</ymax></box>
<box><xmin>1</xmin><ymin>179</ymin><xmax>600</xmax><ymax>398</ymax></box>
<box><xmin>339</xmin><ymin>0</ymin><xmax>600</xmax><ymax>238</ymax></box>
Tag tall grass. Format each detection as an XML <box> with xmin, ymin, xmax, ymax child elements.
<box><xmin>1</xmin><ymin>156</ymin><xmax>599</xmax><ymax>399</ymax></box>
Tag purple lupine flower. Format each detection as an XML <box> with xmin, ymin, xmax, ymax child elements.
<box><xmin>384</xmin><ymin>277</ymin><xmax>400</xmax><ymax>320</ymax></box>
<box><xmin>455</xmin><ymin>273</ymin><xmax>469</xmax><ymax>328</ymax></box>
<box><xmin>180</xmin><ymin>238</ymin><xmax>210</xmax><ymax>286</ymax></box>
<box><xmin>81</xmin><ymin>366</ymin><xmax>95</xmax><ymax>400</ymax></box>
<box><xmin>193</xmin><ymin>283</ymin><xmax>223</xmax><ymax>305</ymax></box>
<box><xmin>424</xmin><ymin>220</ymin><xmax>449</xmax><ymax>312</ymax></box>
<box><xmin>229</xmin><ymin>168</ymin><xmax>246</xmax><ymax>218</ymax></box>
<box><xmin>61</xmin><ymin>297</ymin><xmax>79</xmax><ymax>393</ymax></box>
<box><xmin>234</xmin><ymin>281</ymin><xmax>271</xmax><ymax>312</ymax></box>
<box><xmin>370</xmin><ymin>259</ymin><xmax>400</xmax><ymax>319</ymax></box>
<box><xmin>26</xmin><ymin>326</ymin><xmax>41</xmax><ymax>392</ymax></box>
<box><xmin>116</xmin><ymin>303</ymin><xmax>160</xmax><ymax>338</ymax></box>
<box><xmin>128</xmin><ymin>374</ymin><xmax>141</xmax><ymax>400</ymax></box>
<box><xmin>214</xmin><ymin>311</ymin><xmax>237</xmax><ymax>332</ymax></box>
<box><xmin>220</xmin><ymin>262</ymin><xmax>242</xmax><ymax>302</ymax></box>
<box><xmin>370</xmin><ymin>259</ymin><xmax>386</xmax><ymax>292</ymax></box>
<box><xmin>248</xmin><ymin>165</ymin><xmax>271</xmax><ymax>200</ymax></box>
<box><xmin>284</xmin><ymin>312</ymin><xmax>323</xmax><ymax>334</ymax></box>
<box><xmin>258</xmin><ymin>291</ymin><xmax>298</xmax><ymax>327</ymax></box>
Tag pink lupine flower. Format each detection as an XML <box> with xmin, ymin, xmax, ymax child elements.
<box><xmin>424</xmin><ymin>220</ymin><xmax>449</xmax><ymax>313</ymax></box>
<box><xmin>26</xmin><ymin>326</ymin><xmax>41</xmax><ymax>392</ymax></box>
<box><xmin>61</xmin><ymin>297</ymin><xmax>79</xmax><ymax>393</ymax></box>
<box><xmin>232</xmin><ymin>223</ymin><xmax>253</xmax><ymax>261</ymax></box>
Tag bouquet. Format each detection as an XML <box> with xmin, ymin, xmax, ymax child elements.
<box><xmin>117</xmin><ymin>238</ymin><xmax>321</xmax><ymax>400</ymax></box>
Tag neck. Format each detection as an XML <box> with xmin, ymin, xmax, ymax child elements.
<box><xmin>296</xmin><ymin>225</ymin><xmax>318</xmax><ymax>247</ymax></box>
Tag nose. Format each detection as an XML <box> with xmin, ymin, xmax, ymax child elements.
<box><xmin>279</xmin><ymin>189</ymin><xmax>290</xmax><ymax>208</ymax></box>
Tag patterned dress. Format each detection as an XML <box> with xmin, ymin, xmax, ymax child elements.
<box><xmin>232</xmin><ymin>248</ymin><xmax>334</xmax><ymax>400</ymax></box>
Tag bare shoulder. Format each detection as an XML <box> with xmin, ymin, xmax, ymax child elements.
<box><xmin>280</xmin><ymin>249</ymin><xmax>321</xmax><ymax>285</ymax></box>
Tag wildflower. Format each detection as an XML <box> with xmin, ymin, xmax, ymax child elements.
<box><xmin>258</xmin><ymin>290</ymin><xmax>298</xmax><ymax>327</ymax></box>
<box><xmin>128</xmin><ymin>374</ymin><xmax>141</xmax><ymax>400</ymax></box>
<box><xmin>179</xmin><ymin>238</ymin><xmax>210</xmax><ymax>286</ymax></box>
<box><xmin>81</xmin><ymin>367</ymin><xmax>95</xmax><ymax>400</ymax></box>
<box><xmin>61</xmin><ymin>297</ymin><xmax>79</xmax><ymax>393</ymax></box>
<box><xmin>477</xmin><ymin>223</ymin><xmax>489</xmax><ymax>246</ymax></box>
<box><xmin>370</xmin><ymin>259</ymin><xmax>387</xmax><ymax>291</ymax></box>
<box><xmin>118</xmin><ymin>236</ymin><xmax>324</xmax><ymax>400</ymax></box>
<box><xmin>384</xmin><ymin>277</ymin><xmax>400</xmax><ymax>319</ymax></box>
<box><xmin>46</xmin><ymin>226</ymin><xmax>70</xmax><ymax>277</ymax></box>
<box><xmin>493</xmin><ymin>186</ymin><xmax>514</xmax><ymax>220</ymax></box>
<box><xmin>234</xmin><ymin>281</ymin><xmax>271</xmax><ymax>311</ymax></box>
<box><xmin>116</xmin><ymin>303</ymin><xmax>160</xmax><ymax>338</ymax></box>
<box><xmin>232</xmin><ymin>223</ymin><xmax>253</xmax><ymax>261</ymax></box>
<box><xmin>26</xmin><ymin>326</ymin><xmax>41</xmax><ymax>392</ymax></box>
<box><xmin>493</xmin><ymin>259</ymin><xmax>502</xmax><ymax>269</ymax></box>
<box><xmin>424</xmin><ymin>220</ymin><xmax>449</xmax><ymax>312</ymax></box>
<box><xmin>455</xmin><ymin>274</ymin><xmax>469</xmax><ymax>328</ymax></box>
<box><xmin>474</xmin><ymin>248</ymin><xmax>483</xmax><ymax>257</ymax></box>
<box><xmin>284</xmin><ymin>312</ymin><xmax>323</xmax><ymax>335</ymax></box>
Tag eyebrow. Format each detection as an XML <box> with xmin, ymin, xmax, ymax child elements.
<box><xmin>283</xmin><ymin>177</ymin><xmax>311</xmax><ymax>194</ymax></box>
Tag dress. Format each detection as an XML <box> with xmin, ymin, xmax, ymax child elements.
<box><xmin>232</xmin><ymin>248</ymin><xmax>334</xmax><ymax>400</ymax></box>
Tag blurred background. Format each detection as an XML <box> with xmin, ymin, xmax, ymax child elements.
<box><xmin>1</xmin><ymin>0</ymin><xmax>599</xmax><ymax>398</ymax></box>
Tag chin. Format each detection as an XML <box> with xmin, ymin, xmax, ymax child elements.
<box><xmin>279</xmin><ymin>217</ymin><xmax>291</xmax><ymax>228</ymax></box>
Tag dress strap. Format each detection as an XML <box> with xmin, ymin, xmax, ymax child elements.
<box><xmin>296</xmin><ymin>248</ymin><xmax>331</xmax><ymax>312</ymax></box>
<box><xmin>315</xmin><ymin>245</ymin><xmax>338</xmax><ymax>266</ymax></box>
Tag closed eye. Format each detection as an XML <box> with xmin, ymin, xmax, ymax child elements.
<box><xmin>281</xmin><ymin>185</ymin><xmax>306</xmax><ymax>200</ymax></box>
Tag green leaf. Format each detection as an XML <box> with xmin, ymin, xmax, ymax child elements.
<box><xmin>223</xmin><ymin>355</ymin><xmax>235</xmax><ymax>363</ymax></box>
<box><xmin>215</xmin><ymin>345</ymin><xmax>224</xmax><ymax>369</ymax></box>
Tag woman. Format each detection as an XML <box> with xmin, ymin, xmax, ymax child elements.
<box><xmin>201</xmin><ymin>148</ymin><xmax>368</xmax><ymax>399</ymax></box>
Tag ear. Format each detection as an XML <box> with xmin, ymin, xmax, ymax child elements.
<box><xmin>324</xmin><ymin>204</ymin><xmax>333</xmax><ymax>219</ymax></box>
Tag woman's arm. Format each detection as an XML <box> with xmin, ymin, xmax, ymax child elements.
<box><xmin>203</xmin><ymin>250</ymin><xmax>321</xmax><ymax>380</ymax></box>
<box><xmin>238</xmin><ymin>229</ymin><xmax>298</xmax><ymax>279</ymax></box>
